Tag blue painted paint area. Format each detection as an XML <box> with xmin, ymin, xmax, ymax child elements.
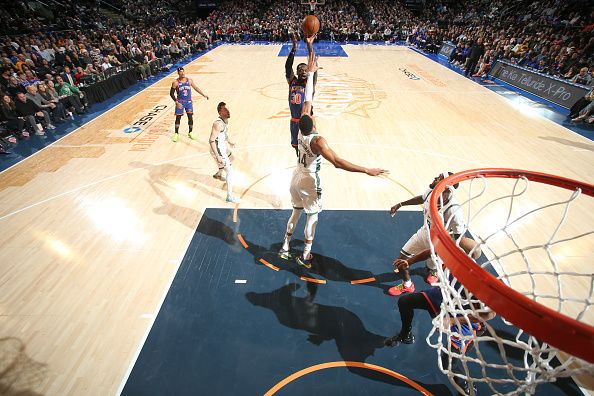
<box><xmin>278</xmin><ymin>40</ymin><xmax>348</xmax><ymax>57</ymax></box>
<box><xmin>413</xmin><ymin>48</ymin><xmax>594</xmax><ymax>141</ymax></box>
<box><xmin>0</xmin><ymin>45</ymin><xmax>221</xmax><ymax>172</ymax></box>
<box><xmin>122</xmin><ymin>208</ymin><xmax>581</xmax><ymax>395</ymax></box>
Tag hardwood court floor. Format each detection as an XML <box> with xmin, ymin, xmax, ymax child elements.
<box><xmin>0</xmin><ymin>44</ymin><xmax>592</xmax><ymax>395</ymax></box>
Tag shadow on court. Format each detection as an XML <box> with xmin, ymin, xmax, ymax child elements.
<box><xmin>122</xmin><ymin>208</ymin><xmax>583</xmax><ymax>396</ymax></box>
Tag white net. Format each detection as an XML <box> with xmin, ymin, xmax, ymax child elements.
<box><xmin>425</xmin><ymin>172</ymin><xmax>594</xmax><ymax>395</ymax></box>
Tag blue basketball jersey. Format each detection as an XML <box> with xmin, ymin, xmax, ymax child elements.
<box><xmin>177</xmin><ymin>78</ymin><xmax>192</xmax><ymax>101</ymax></box>
<box><xmin>288</xmin><ymin>77</ymin><xmax>306</xmax><ymax>119</ymax></box>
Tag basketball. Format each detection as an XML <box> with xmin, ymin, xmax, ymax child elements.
<box><xmin>302</xmin><ymin>15</ymin><xmax>320</xmax><ymax>38</ymax></box>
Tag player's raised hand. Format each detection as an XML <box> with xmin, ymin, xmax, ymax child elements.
<box><xmin>305</xmin><ymin>34</ymin><xmax>316</xmax><ymax>46</ymax></box>
<box><xmin>365</xmin><ymin>168</ymin><xmax>388</xmax><ymax>176</ymax></box>
<box><xmin>390</xmin><ymin>202</ymin><xmax>401</xmax><ymax>217</ymax></box>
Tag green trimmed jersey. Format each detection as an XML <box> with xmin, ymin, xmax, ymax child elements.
<box><xmin>296</xmin><ymin>131</ymin><xmax>321</xmax><ymax>174</ymax></box>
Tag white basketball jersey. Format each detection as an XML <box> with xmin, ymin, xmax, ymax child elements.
<box><xmin>296</xmin><ymin>131</ymin><xmax>321</xmax><ymax>173</ymax></box>
<box><xmin>422</xmin><ymin>188</ymin><xmax>466</xmax><ymax>235</ymax></box>
<box><xmin>213</xmin><ymin>118</ymin><xmax>228</xmax><ymax>155</ymax></box>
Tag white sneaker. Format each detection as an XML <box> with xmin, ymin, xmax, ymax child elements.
<box><xmin>48</xmin><ymin>124</ymin><xmax>56</xmax><ymax>130</ymax></box>
<box><xmin>226</xmin><ymin>195</ymin><xmax>240</xmax><ymax>203</ymax></box>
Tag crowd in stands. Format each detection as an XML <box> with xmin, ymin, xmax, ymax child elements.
<box><xmin>407</xmin><ymin>0</ymin><xmax>594</xmax><ymax>85</ymax></box>
<box><xmin>1</xmin><ymin>0</ymin><xmax>593</xmax><ymax>151</ymax></box>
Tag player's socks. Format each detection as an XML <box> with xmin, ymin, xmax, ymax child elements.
<box><xmin>279</xmin><ymin>234</ymin><xmax>292</xmax><ymax>259</ymax></box>
<box><xmin>172</xmin><ymin>133</ymin><xmax>179</xmax><ymax>142</ymax></box>
<box><xmin>303</xmin><ymin>242</ymin><xmax>312</xmax><ymax>260</ymax></box>
<box><xmin>282</xmin><ymin>234</ymin><xmax>291</xmax><ymax>252</ymax></box>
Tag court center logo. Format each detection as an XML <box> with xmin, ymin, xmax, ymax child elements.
<box><xmin>258</xmin><ymin>71</ymin><xmax>386</xmax><ymax>119</ymax></box>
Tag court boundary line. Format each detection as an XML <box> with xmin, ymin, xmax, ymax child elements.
<box><xmin>114</xmin><ymin>206</ymin><xmax>202</xmax><ymax>396</ymax></box>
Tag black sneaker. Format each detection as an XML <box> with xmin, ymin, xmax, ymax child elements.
<box><xmin>384</xmin><ymin>331</ymin><xmax>415</xmax><ymax>346</ymax></box>
<box><xmin>456</xmin><ymin>380</ymin><xmax>477</xmax><ymax>396</ymax></box>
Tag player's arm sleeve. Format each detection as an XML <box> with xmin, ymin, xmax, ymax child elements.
<box><xmin>170</xmin><ymin>87</ymin><xmax>176</xmax><ymax>102</ymax></box>
<box><xmin>285</xmin><ymin>49</ymin><xmax>295</xmax><ymax>81</ymax></box>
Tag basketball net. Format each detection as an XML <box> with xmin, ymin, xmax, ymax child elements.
<box><xmin>424</xmin><ymin>169</ymin><xmax>594</xmax><ymax>395</ymax></box>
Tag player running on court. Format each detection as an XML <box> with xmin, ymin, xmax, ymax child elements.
<box><xmin>280</xmin><ymin>38</ymin><xmax>388</xmax><ymax>268</ymax></box>
<box><xmin>209</xmin><ymin>101</ymin><xmax>239</xmax><ymax>203</ymax></box>
<box><xmin>170</xmin><ymin>66</ymin><xmax>209</xmax><ymax>142</ymax></box>
<box><xmin>285</xmin><ymin>29</ymin><xmax>317</xmax><ymax>156</ymax></box>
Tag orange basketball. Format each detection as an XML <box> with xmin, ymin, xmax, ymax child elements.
<box><xmin>301</xmin><ymin>15</ymin><xmax>320</xmax><ymax>38</ymax></box>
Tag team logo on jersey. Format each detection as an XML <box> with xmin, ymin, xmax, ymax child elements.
<box><xmin>259</xmin><ymin>71</ymin><xmax>387</xmax><ymax>119</ymax></box>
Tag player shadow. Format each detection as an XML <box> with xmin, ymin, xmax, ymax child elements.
<box><xmin>245</xmin><ymin>283</ymin><xmax>448</xmax><ymax>394</ymax></box>
<box><xmin>0</xmin><ymin>337</ymin><xmax>47</xmax><ymax>396</ymax></box>
<box><xmin>195</xmin><ymin>212</ymin><xmax>239</xmax><ymax>246</ymax></box>
<box><xmin>242</xmin><ymin>236</ymin><xmax>398</xmax><ymax>292</ymax></box>
<box><xmin>129</xmin><ymin>161</ymin><xmax>222</xmax><ymax>228</ymax></box>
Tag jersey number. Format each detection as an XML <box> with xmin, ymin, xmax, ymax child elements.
<box><xmin>300</xmin><ymin>153</ymin><xmax>307</xmax><ymax>167</ymax></box>
<box><xmin>291</xmin><ymin>92</ymin><xmax>302</xmax><ymax>105</ymax></box>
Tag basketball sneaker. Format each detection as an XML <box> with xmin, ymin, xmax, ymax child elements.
<box><xmin>384</xmin><ymin>331</ymin><xmax>415</xmax><ymax>347</ymax></box>
<box><xmin>188</xmin><ymin>131</ymin><xmax>197</xmax><ymax>140</ymax></box>
<box><xmin>388</xmin><ymin>282</ymin><xmax>415</xmax><ymax>296</ymax></box>
<box><xmin>226</xmin><ymin>195</ymin><xmax>240</xmax><ymax>203</ymax></box>
<box><xmin>172</xmin><ymin>133</ymin><xmax>179</xmax><ymax>142</ymax></box>
<box><xmin>213</xmin><ymin>171</ymin><xmax>226</xmax><ymax>182</ymax></box>
<box><xmin>278</xmin><ymin>248</ymin><xmax>291</xmax><ymax>260</ymax></box>
<box><xmin>456</xmin><ymin>380</ymin><xmax>477</xmax><ymax>396</ymax></box>
<box><xmin>425</xmin><ymin>268</ymin><xmax>439</xmax><ymax>285</ymax></box>
<box><xmin>296</xmin><ymin>254</ymin><xmax>313</xmax><ymax>269</ymax></box>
